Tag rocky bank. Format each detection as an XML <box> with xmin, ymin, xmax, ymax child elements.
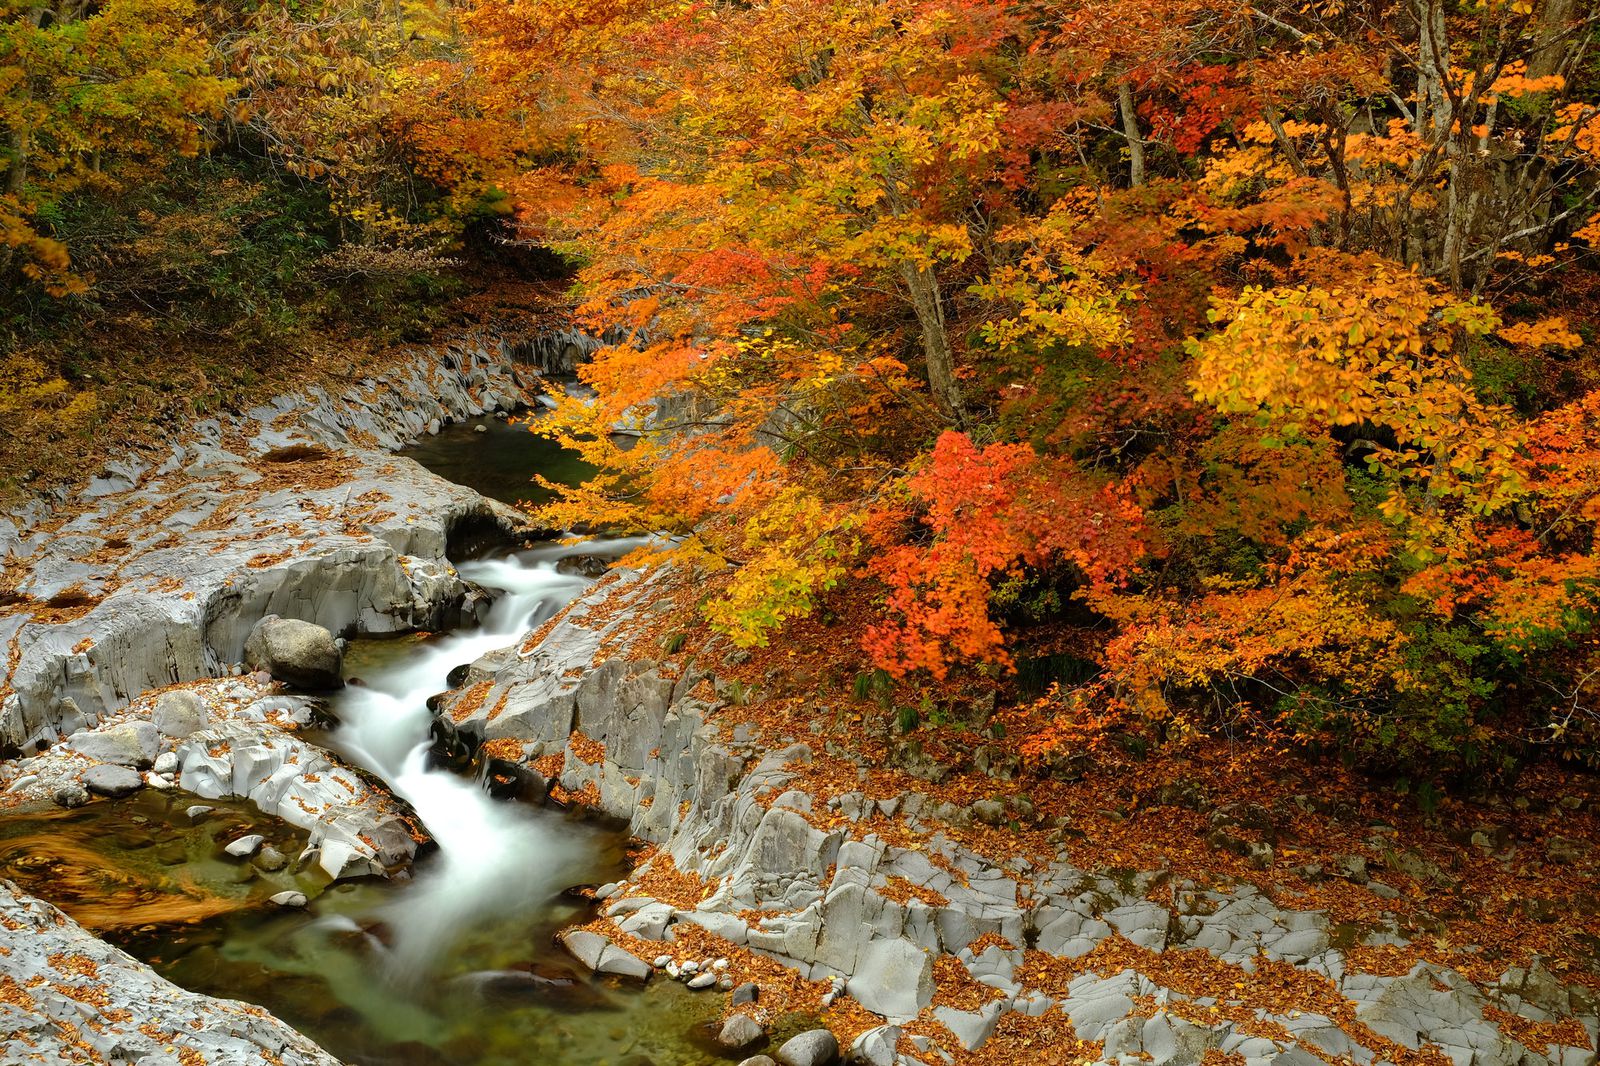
<box><xmin>0</xmin><ymin>330</ymin><xmax>578</xmax><ymax>1062</ymax></box>
<box><xmin>438</xmin><ymin>568</ymin><xmax>1600</xmax><ymax>1066</ymax></box>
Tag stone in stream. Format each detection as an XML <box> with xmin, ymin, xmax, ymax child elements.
<box><xmin>717</xmin><ymin>1014</ymin><xmax>765</xmax><ymax>1049</ymax></box>
<box><xmin>730</xmin><ymin>981</ymin><xmax>759</xmax><ymax>1005</ymax></box>
<box><xmin>82</xmin><ymin>764</ymin><xmax>143</xmax><ymax>797</ymax></box>
<box><xmin>225</xmin><ymin>834</ymin><xmax>265</xmax><ymax>858</ymax></box>
<box><xmin>152</xmin><ymin>690</ymin><xmax>208</xmax><ymax>738</ymax></box>
<box><xmin>244</xmin><ymin>616</ymin><xmax>343</xmax><ymax>690</ymax></box>
<box><xmin>686</xmin><ymin>972</ymin><xmax>716</xmax><ymax>990</ymax></box>
<box><xmin>555</xmin><ymin>554</ymin><xmax>611</xmax><ymax>578</ymax></box>
<box><xmin>69</xmin><ymin>721</ymin><xmax>159</xmax><ymax>768</ymax></box>
<box><xmin>269</xmin><ymin>890</ymin><xmax>309</xmax><ymax>908</ymax></box>
<box><xmin>152</xmin><ymin>750</ymin><xmax>179</xmax><ymax>775</ymax></box>
<box><xmin>184</xmin><ymin>804</ymin><xmax>215</xmax><ymax>821</ymax></box>
<box><xmin>774</xmin><ymin>1029</ymin><xmax>839</xmax><ymax>1066</ymax></box>
<box><xmin>556</xmin><ymin>928</ymin><xmax>651</xmax><ymax>981</ymax></box>
<box><xmin>738</xmin><ymin>1059</ymin><xmax>777</xmax><ymax>1066</ymax></box>
<box><xmin>54</xmin><ymin>782</ymin><xmax>89</xmax><ymax>808</ymax></box>
<box><xmin>255</xmin><ymin>845</ymin><xmax>288</xmax><ymax>871</ymax></box>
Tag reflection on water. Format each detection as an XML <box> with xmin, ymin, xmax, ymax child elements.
<box><xmin>0</xmin><ymin>790</ymin><xmax>317</xmax><ymax>932</ymax></box>
<box><xmin>398</xmin><ymin>413</ymin><xmax>595</xmax><ymax>508</ymax></box>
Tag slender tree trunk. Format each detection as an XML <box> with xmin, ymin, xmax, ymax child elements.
<box><xmin>5</xmin><ymin>7</ymin><xmax>45</xmax><ymax>197</ymax></box>
<box><xmin>1117</xmin><ymin>80</ymin><xmax>1145</xmax><ymax>188</ymax></box>
<box><xmin>898</xmin><ymin>261</ymin><xmax>965</xmax><ymax>425</ymax></box>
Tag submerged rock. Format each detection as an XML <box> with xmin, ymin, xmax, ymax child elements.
<box><xmin>245</xmin><ymin>616</ymin><xmax>344</xmax><ymax>690</ymax></box>
<box><xmin>717</xmin><ymin>1014</ymin><xmax>765</xmax><ymax>1049</ymax></box>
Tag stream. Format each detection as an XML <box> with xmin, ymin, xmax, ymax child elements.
<box><xmin>0</xmin><ymin>415</ymin><xmax>738</xmax><ymax>1066</ymax></box>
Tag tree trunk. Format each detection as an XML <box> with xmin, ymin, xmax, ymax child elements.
<box><xmin>1530</xmin><ymin>0</ymin><xmax>1579</xmax><ymax>79</ymax></box>
<box><xmin>898</xmin><ymin>260</ymin><xmax>965</xmax><ymax>425</ymax></box>
<box><xmin>1118</xmin><ymin>80</ymin><xmax>1145</xmax><ymax>188</ymax></box>
<box><xmin>5</xmin><ymin>7</ymin><xmax>46</xmax><ymax>197</ymax></box>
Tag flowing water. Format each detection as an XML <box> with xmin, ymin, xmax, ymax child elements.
<box><xmin>0</xmin><ymin>410</ymin><xmax>759</xmax><ymax>1065</ymax></box>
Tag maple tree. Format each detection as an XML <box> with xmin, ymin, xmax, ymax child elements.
<box><xmin>7</xmin><ymin>0</ymin><xmax>1600</xmax><ymax>780</ymax></box>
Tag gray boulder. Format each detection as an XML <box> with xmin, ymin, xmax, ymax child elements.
<box><xmin>82</xmin><ymin>764</ymin><xmax>143</xmax><ymax>797</ymax></box>
<box><xmin>245</xmin><ymin>616</ymin><xmax>343</xmax><ymax>690</ymax></box>
<box><xmin>153</xmin><ymin>690</ymin><xmax>208</xmax><ymax>738</ymax></box>
<box><xmin>54</xmin><ymin>782</ymin><xmax>89</xmax><ymax>808</ymax></box>
<box><xmin>776</xmin><ymin>1029</ymin><xmax>839</xmax><ymax>1066</ymax></box>
<box><xmin>849</xmin><ymin>1025</ymin><xmax>901</xmax><ymax>1066</ymax></box>
<box><xmin>718</xmin><ymin>1014</ymin><xmax>765</xmax><ymax>1049</ymax></box>
<box><xmin>933</xmin><ymin>1002</ymin><xmax>1005</xmax><ymax>1052</ymax></box>
<box><xmin>69</xmin><ymin>721</ymin><xmax>159</xmax><ymax>768</ymax></box>
<box><xmin>845</xmin><ymin>939</ymin><xmax>933</xmax><ymax>1021</ymax></box>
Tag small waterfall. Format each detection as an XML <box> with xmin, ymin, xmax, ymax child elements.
<box><xmin>325</xmin><ymin>538</ymin><xmax>641</xmax><ymax>978</ymax></box>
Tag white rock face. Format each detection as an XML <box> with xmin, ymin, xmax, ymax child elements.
<box><xmin>0</xmin><ymin>880</ymin><xmax>341</xmax><ymax>1066</ymax></box>
<box><xmin>178</xmin><ymin>718</ymin><xmax>417</xmax><ymax>879</ymax></box>
<box><xmin>845</xmin><ymin>940</ymin><xmax>934</xmax><ymax>1022</ymax></box>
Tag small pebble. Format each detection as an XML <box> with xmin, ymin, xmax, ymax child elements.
<box><xmin>712</xmin><ymin>958</ymin><xmax>729</xmax><ymax>971</ymax></box>
<box><xmin>653</xmin><ymin>955</ymin><xmax>672</xmax><ymax>968</ymax></box>
<box><xmin>686</xmin><ymin>973</ymin><xmax>717</xmax><ymax>990</ymax></box>
<box><xmin>680</xmin><ymin>960</ymin><xmax>699</xmax><ymax>975</ymax></box>
<box><xmin>269</xmin><ymin>891</ymin><xmax>308</xmax><ymax>908</ymax></box>
<box><xmin>185</xmin><ymin>805</ymin><xmax>214</xmax><ymax>821</ymax></box>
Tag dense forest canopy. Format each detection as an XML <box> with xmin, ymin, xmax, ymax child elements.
<box><xmin>6</xmin><ymin>0</ymin><xmax>1600</xmax><ymax>785</ymax></box>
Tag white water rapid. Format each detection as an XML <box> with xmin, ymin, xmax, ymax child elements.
<box><xmin>326</xmin><ymin>539</ymin><xmax>641</xmax><ymax>977</ymax></box>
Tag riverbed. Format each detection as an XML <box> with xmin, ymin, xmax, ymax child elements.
<box><xmin>0</xmin><ymin>408</ymin><xmax>740</xmax><ymax>1066</ymax></box>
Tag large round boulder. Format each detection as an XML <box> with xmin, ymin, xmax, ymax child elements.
<box><xmin>152</xmin><ymin>690</ymin><xmax>208</xmax><ymax>738</ymax></box>
<box><xmin>68</xmin><ymin>721</ymin><xmax>159</xmax><ymax>768</ymax></box>
<box><xmin>82</xmin><ymin>764</ymin><xmax>143</xmax><ymax>797</ymax></box>
<box><xmin>244</xmin><ymin>616</ymin><xmax>343</xmax><ymax>690</ymax></box>
<box><xmin>775</xmin><ymin>1029</ymin><xmax>838</xmax><ymax>1066</ymax></box>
